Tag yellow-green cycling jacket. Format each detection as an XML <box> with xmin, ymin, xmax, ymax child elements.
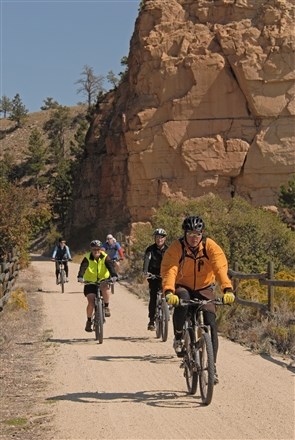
<box><xmin>78</xmin><ymin>251</ymin><xmax>117</xmax><ymax>282</ymax></box>
<box><xmin>161</xmin><ymin>237</ymin><xmax>233</xmax><ymax>293</ymax></box>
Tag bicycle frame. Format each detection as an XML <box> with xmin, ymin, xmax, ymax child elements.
<box><xmin>55</xmin><ymin>259</ymin><xmax>68</xmax><ymax>293</ymax></box>
<box><xmin>83</xmin><ymin>279</ymin><xmax>113</xmax><ymax>343</ymax></box>
<box><xmin>180</xmin><ymin>297</ymin><xmax>223</xmax><ymax>405</ymax></box>
<box><xmin>146</xmin><ymin>272</ymin><xmax>170</xmax><ymax>342</ymax></box>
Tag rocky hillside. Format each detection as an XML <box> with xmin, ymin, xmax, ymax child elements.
<box><xmin>0</xmin><ymin>105</ymin><xmax>87</xmax><ymax>164</ymax></box>
<box><xmin>68</xmin><ymin>0</ymin><xmax>295</xmax><ymax>240</ymax></box>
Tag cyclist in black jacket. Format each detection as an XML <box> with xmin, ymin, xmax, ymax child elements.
<box><xmin>143</xmin><ymin>228</ymin><xmax>168</xmax><ymax>330</ymax></box>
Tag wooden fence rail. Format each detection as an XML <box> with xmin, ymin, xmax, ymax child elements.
<box><xmin>0</xmin><ymin>247</ymin><xmax>20</xmax><ymax>311</ymax></box>
<box><xmin>228</xmin><ymin>261</ymin><xmax>295</xmax><ymax>313</ymax></box>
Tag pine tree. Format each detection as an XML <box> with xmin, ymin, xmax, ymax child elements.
<box><xmin>9</xmin><ymin>94</ymin><xmax>28</xmax><ymax>127</ymax></box>
<box><xmin>26</xmin><ymin>128</ymin><xmax>47</xmax><ymax>193</ymax></box>
<box><xmin>0</xmin><ymin>95</ymin><xmax>13</xmax><ymax>118</ymax></box>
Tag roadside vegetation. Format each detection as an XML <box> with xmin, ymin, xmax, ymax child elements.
<box><xmin>128</xmin><ymin>190</ymin><xmax>295</xmax><ymax>358</ymax></box>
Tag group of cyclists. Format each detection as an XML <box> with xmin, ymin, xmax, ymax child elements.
<box><xmin>52</xmin><ymin>215</ymin><xmax>235</xmax><ymax>384</ymax></box>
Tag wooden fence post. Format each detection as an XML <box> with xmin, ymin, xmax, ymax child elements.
<box><xmin>267</xmin><ymin>261</ymin><xmax>274</xmax><ymax>313</ymax></box>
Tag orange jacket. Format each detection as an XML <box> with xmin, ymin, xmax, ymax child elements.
<box><xmin>161</xmin><ymin>237</ymin><xmax>233</xmax><ymax>293</ymax></box>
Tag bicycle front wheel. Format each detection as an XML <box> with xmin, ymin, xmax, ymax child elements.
<box><xmin>94</xmin><ymin>300</ymin><xmax>104</xmax><ymax>343</ymax></box>
<box><xmin>155</xmin><ymin>305</ymin><xmax>162</xmax><ymax>339</ymax></box>
<box><xmin>183</xmin><ymin>327</ymin><xmax>198</xmax><ymax>395</ymax></box>
<box><xmin>160</xmin><ymin>300</ymin><xmax>169</xmax><ymax>342</ymax></box>
<box><xmin>60</xmin><ymin>269</ymin><xmax>65</xmax><ymax>293</ymax></box>
<box><xmin>199</xmin><ymin>332</ymin><xmax>215</xmax><ymax>405</ymax></box>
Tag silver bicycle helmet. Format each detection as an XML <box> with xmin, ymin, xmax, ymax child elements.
<box><xmin>90</xmin><ymin>239</ymin><xmax>102</xmax><ymax>248</ymax></box>
<box><xmin>182</xmin><ymin>216</ymin><xmax>205</xmax><ymax>232</ymax></box>
<box><xmin>153</xmin><ymin>228</ymin><xmax>167</xmax><ymax>237</ymax></box>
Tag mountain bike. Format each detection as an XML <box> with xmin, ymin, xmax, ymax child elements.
<box><xmin>178</xmin><ymin>297</ymin><xmax>223</xmax><ymax>405</ymax></box>
<box><xmin>55</xmin><ymin>259</ymin><xmax>69</xmax><ymax>293</ymax></box>
<box><xmin>84</xmin><ymin>279</ymin><xmax>114</xmax><ymax>344</ymax></box>
<box><xmin>146</xmin><ymin>273</ymin><xmax>170</xmax><ymax>342</ymax></box>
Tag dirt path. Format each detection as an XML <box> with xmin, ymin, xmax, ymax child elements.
<box><xmin>2</xmin><ymin>255</ymin><xmax>295</xmax><ymax>439</ymax></box>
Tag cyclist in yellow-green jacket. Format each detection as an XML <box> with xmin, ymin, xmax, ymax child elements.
<box><xmin>161</xmin><ymin>215</ymin><xmax>235</xmax><ymax>384</ymax></box>
<box><xmin>77</xmin><ymin>240</ymin><xmax>118</xmax><ymax>332</ymax></box>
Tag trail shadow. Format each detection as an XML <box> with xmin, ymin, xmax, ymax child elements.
<box><xmin>107</xmin><ymin>336</ymin><xmax>150</xmax><ymax>342</ymax></box>
<box><xmin>259</xmin><ymin>352</ymin><xmax>295</xmax><ymax>374</ymax></box>
<box><xmin>88</xmin><ymin>354</ymin><xmax>175</xmax><ymax>364</ymax></box>
<box><xmin>30</xmin><ymin>254</ymin><xmax>49</xmax><ymax>262</ymax></box>
<box><xmin>46</xmin><ymin>389</ymin><xmax>203</xmax><ymax>408</ymax></box>
<box><xmin>48</xmin><ymin>338</ymin><xmax>96</xmax><ymax>344</ymax></box>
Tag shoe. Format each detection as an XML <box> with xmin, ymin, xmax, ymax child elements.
<box><xmin>147</xmin><ymin>322</ymin><xmax>155</xmax><ymax>331</ymax></box>
<box><xmin>105</xmin><ymin>307</ymin><xmax>111</xmax><ymax>317</ymax></box>
<box><xmin>65</xmin><ymin>277</ymin><xmax>69</xmax><ymax>283</ymax></box>
<box><xmin>85</xmin><ymin>321</ymin><xmax>92</xmax><ymax>332</ymax></box>
<box><xmin>56</xmin><ymin>279</ymin><xmax>59</xmax><ymax>285</ymax></box>
<box><xmin>173</xmin><ymin>337</ymin><xmax>184</xmax><ymax>357</ymax></box>
<box><xmin>214</xmin><ymin>365</ymin><xmax>219</xmax><ymax>384</ymax></box>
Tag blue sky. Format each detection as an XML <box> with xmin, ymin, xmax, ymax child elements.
<box><xmin>1</xmin><ymin>0</ymin><xmax>140</xmax><ymax>113</ymax></box>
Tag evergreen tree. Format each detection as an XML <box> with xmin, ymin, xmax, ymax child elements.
<box><xmin>0</xmin><ymin>95</ymin><xmax>13</xmax><ymax>118</ymax></box>
<box><xmin>9</xmin><ymin>93</ymin><xmax>28</xmax><ymax>127</ymax></box>
<box><xmin>26</xmin><ymin>128</ymin><xmax>47</xmax><ymax>193</ymax></box>
<box><xmin>50</xmin><ymin>160</ymin><xmax>73</xmax><ymax>232</ymax></box>
<box><xmin>106</xmin><ymin>70</ymin><xmax>120</xmax><ymax>89</ymax></box>
<box><xmin>43</xmin><ymin>106</ymin><xmax>71</xmax><ymax>163</ymax></box>
<box><xmin>40</xmin><ymin>97</ymin><xmax>60</xmax><ymax>110</ymax></box>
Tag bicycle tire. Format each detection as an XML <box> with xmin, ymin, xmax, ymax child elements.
<box><xmin>60</xmin><ymin>269</ymin><xmax>65</xmax><ymax>293</ymax></box>
<box><xmin>183</xmin><ymin>327</ymin><xmax>198</xmax><ymax>394</ymax></box>
<box><xmin>199</xmin><ymin>332</ymin><xmax>215</xmax><ymax>405</ymax></box>
<box><xmin>94</xmin><ymin>300</ymin><xmax>104</xmax><ymax>343</ymax></box>
<box><xmin>155</xmin><ymin>305</ymin><xmax>162</xmax><ymax>339</ymax></box>
<box><xmin>111</xmin><ymin>283</ymin><xmax>115</xmax><ymax>294</ymax></box>
<box><xmin>161</xmin><ymin>300</ymin><xmax>169</xmax><ymax>342</ymax></box>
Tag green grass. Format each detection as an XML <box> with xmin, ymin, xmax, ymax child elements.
<box><xmin>3</xmin><ymin>417</ymin><xmax>27</xmax><ymax>426</ymax></box>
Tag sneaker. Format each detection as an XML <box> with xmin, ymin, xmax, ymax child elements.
<box><xmin>85</xmin><ymin>320</ymin><xmax>92</xmax><ymax>332</ymax></box>
<box><xmin>105</xmin><ymin>307</ymin><xmax>111</xmax><ymax>317</ymax></box>
<box><xmin>147</xmin><ymin>322</ymin><xmax>155</xmax><ymax>331</ymax></box>
<box><xmin>214</xmin><ymin>365</ymin><xmax>219</xmax><ymax>384</ymax></box>
<box><xmin>173</xmin><ymin>337</ymin><xmax>184</xmax><ymax>357</ymax></box>
<box><xmin>65</xmin><ymin>277</ymin><xmax>69</xmax><ymax>283</ymax></box>
<box><xmin>56</xmin><ymin>279</ymin><xmax>59</xmax><ymax>285</ymax></box>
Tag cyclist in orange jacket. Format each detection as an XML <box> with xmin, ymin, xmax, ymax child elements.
<box><xmin>161</xmin><ymin>215</ymin><xmax>235</xmax><ymax>383</ymax></box>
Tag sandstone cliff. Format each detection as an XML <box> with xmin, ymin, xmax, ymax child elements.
<box><xmin>69</xmin><ymin>0</ymin><xmax>295</xmax><ymax>240</ymax></box>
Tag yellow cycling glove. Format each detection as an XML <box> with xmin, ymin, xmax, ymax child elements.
<box><xmin>223</xmin><ymin>290</ymin><xmax>235</xmax><ymax>304</ymax></box>
<box><xmin>165</xmin><ymin>291</ymin><xmax>179</xmax><ymax>306</ymax></box>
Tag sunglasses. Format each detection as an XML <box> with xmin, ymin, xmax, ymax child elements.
<box><xmin>186</xmin><ymin>231</ymin><xmax>202</xmax><ymax>237</ymax></box>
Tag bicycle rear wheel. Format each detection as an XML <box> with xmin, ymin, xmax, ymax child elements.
<box><xmin>94</xmin><ymin>300</ymin><xmax>104</xmax><ymax>343</ymax></box>
<box><xmin>183</xmin><ymin>327</ymin><xmax>198</xmax><ymax>394</ymax></box>
<box><xmin>60</xmin><ymin>269</ymin><xmax>65</xmax><ymax>293</ymax></box>
<box><xmin>199</xmin><ymin>332</ymin><xmax>215</xmax><ymax>405</ymax></box>
<box><xmin>160</xmin><ymin>300</ymin><xmax>169</xmax><ymax>342</ymax></box>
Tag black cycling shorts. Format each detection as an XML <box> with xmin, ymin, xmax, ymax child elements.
<box><xmin>84</xmin><ymin>284</ymin><xmax>99</xmax><ymax>296</ymax></box>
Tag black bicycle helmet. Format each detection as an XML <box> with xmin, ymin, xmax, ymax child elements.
<box><xmin>182</xmin><ymin>216</ymin><xmax>205</xmax><ymax>232</ymax></box>
<box><xmin>90</xmin><ymin>239</ymin><xmax>102</xmax><ymax>248</ymax></box>
<box><xmin>153</xmin><ymin>228</ymin><xmax>167</xmax><ymax>237</ymax></box>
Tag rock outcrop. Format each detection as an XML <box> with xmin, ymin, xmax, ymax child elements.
<box><xmin>69</xmin><ymin>0</ymin><xmax>295</xmax><ymax>239</ymax></box>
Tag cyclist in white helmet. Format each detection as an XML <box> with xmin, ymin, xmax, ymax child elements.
<box><xmin>143</xmin><ymin>228</ymin><xmax>168</xmax><ymax>331</ymax></box>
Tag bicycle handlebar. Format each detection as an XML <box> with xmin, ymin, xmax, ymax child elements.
<box><xmin>81</xmin><ymin>278</ymin><xmax>114</xmax><ymax>286</ymax></box>
<box><xmin>179</xmin><ymin>298</ymin><xmax>225</xmax><ymax>307</ymax></box>
<box><xmin>145</xmin><ymin>272</ymin><xmax>162</xmax><ymax>280</ymax></box>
